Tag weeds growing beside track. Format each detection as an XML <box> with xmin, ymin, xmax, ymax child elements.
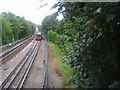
<box><xmin>49</xmin><ymin>42</ymin><xmax>76</xmax><ymax>88</ymax></box>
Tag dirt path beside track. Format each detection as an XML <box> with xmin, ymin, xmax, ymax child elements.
<box><xmin>48</xmin><ymin>44</ymin><xmax>64</xmax><ymax>88</ymax></box>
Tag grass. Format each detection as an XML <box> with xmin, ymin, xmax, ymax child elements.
<box><xmin>49</xmin><ymin>42</ymin><xmax>76</xmax><ymax>88</ymax></box>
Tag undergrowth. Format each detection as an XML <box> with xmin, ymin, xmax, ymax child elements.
<box><xmin>49</xmin><ymin>42</ymin><xmax>76</xmax><ymax>88</ymax></box>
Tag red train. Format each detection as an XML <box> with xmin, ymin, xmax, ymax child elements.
<box><xmin>35</xmin><ymin>34</ymin><xmax>43</xmax><ymax>41</ymax></box>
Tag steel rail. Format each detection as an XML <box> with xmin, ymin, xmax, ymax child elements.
<box><xmin>0</xmin><ymin>35</ymin><xmax>32</xmax><ymax>50</ymax></box>
<box><xmin>43</xmin><ymin>39</ymin><xmax>48</xmax><ymax>88</ymax></box>
<box><xmin>0</xmin><ymin>36</ymin><xmax>34</xmax><ymax>64</ymax></box>
<box><xmin>16</xmin><ymin>41</ymin><xmax>41</xmax><ymax>89</ymax></box>
<box><xmin>0</xmin><ymin>36</ymin><xmax>34</xmax><ymax>58</ymax></box>
<box><xmin>9</xmin><ymin>41</ymin><xmax>40</xmax><ymax>89</ymax></box>
<box><xmin>0</xmin><ymin>40</ymin><xmax>39</xmax><ymax>89</ymax></box>
<box><xmin>0</xmin><ymin>36</ymin><xmax>34</xmax><ymax>59</ymax></box>
<box><xmin>1</xmin><ymin>38</ymin><xmax>33</xmax><ymax>61</ymax></box>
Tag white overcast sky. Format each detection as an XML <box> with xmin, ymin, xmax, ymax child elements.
<box><xmin>0</xmin><ymin>0</ymin><xmax>63</xmax><ymax>24</ymax></box>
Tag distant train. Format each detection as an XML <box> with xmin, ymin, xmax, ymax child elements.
<box><xmin>34</xmin><ymin>27</ymin><xmax>43</xmax><ymax>41</ymax></box>
<box><xmin>35</xmin><ymin>33</ymin><xmax>43</xmax><ymax>41</ymax></box>
<box><xmin>35</xmin><ymin>31</ymin><xmax>43</xmax><ymax>41</ymax></box>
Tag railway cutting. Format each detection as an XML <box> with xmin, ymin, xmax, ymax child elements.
<box><xmin>0</xmin><ymin>34</ymin><xmax>49</xmax><ymax>89</ymax></box>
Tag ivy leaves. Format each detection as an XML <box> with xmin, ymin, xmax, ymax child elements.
<box><xmin>52</xmin><ymin>2</ymin><xmax>120</xmax><ymax>88</ymax></box>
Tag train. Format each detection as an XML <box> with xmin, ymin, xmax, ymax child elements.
<box><xmin>34</xmin><ymin>27</ymin><xmax>43</xmax><ymax>41</ymax></box>
<box><xmin>35</xmin><ymin>32</ymin><xmax>43</xmax><ymax>41</ymax></box>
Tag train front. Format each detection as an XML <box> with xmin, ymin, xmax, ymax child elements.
<box><xmin>35</xmin><ymin>32</ymin><xmax>43</xmax><ymax>41</ymax></box>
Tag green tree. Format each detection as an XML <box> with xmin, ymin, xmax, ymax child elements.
<box><xmin>53</xmin><ymin>2</ymin><xmax>120</xmax><ymax>88</ymax></box>
<box><xmin>56</xmin><ymin>19</ymin><xmax>66</xmax><ymax>35</ymax></box>
<box><xmin>41</xmin><ymin>13</ymin><xmax>58</xmax><ymax>37</ymax></box>
<box><xmin>2</xmin><ymin>12</ymin><xmax>21</xmax><ymax>41</ymax></box>
<box><xmin>47</xmin><ymin>30</ymin><xmax>58</xmax><ymax>43</ymax></box>
<box><xmin>1</xmin><ymin>12</ymin><xmax>35</xmax><ymax>45</ymax></box>
<box><xmin>2</xmin><ymin>16</ymin><xmax>13</xmax><ymax>45</ymax></box>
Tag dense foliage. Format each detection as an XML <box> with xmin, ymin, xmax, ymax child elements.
<box><xmin>41</xmin><ymin>13</ymin><xmax>58</xmax><ymax>38</ymax></box>
<box><xmin>41</xmin><ymin>2</ymin><xmax>120</xmax><ymax>88</ymax></box>
<box><xmin>1</xmin><ymin>12</ymin><xmax>35</xmax><ymax>45</ymax></box>
<box><xmin>47</xmin><ymin>30</ymin><xmax>58</xmax><ymax>43</ymax></box>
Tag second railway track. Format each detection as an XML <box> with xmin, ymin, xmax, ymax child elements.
<box><xmin>0</xmin><ymin>36</ymin><xmax>34</xmax><ymax>65</ymax></box>
<box><xmin>1</xmin><ymin>40</ymin><xmax>41</xmax><ymax>89</ymax></box>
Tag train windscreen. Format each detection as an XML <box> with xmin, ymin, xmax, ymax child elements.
<box><xmin>37</xmin><ymin>35</ymin><xmax>41</xmax><ymax>37</ymax></box>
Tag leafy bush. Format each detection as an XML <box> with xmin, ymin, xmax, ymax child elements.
<box><xmin>109</xmin><ymin>81</ymin><xmax>120</xmax><ymax>88</ymax></box>
<box><xmin>47</xmin><ymin>30</ymin><xmax>58</xmax><ymax>43</ymax></box>
<box><xmin>53</xmin><ymin>2</ymin><xmax>120</xmax><ymax>88</ymax></box>
<box><xmin>41</xmin><ymin>2</ymin><xmax>120</xmax><ymax>88</ymax></box>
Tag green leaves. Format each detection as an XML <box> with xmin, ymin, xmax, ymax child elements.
<box><xmin>47</xmin><ymin>30</ymin><xmax>58</xmax><ymax>43</ymax></box>
<box><xmin>96</xmin><ymin>7</ymin><xmax>101</xmax><ymax>13</ymax></box>
<box><xmin>41</xmin><ymin>2</ymin><xmax>120</xmax><ymax>88</ymax></box>
<box><xmin>2</xmin><ymin>16</ymin><xmax>13</xmax><ymax>44</ymax></box>
<box><xmin>52</xmin><ymin>2</ymin><xmax>120</xmax><ymax>88</ymax></box>
<box><xmin>41</xmin><ymin>14</ymin><xmax>58</xmax><ymax>36</ymax></box>
<box><xmin>1</xmin><ymin>12</ymin><xmax>35</xmax><ymax>45</ymax></box>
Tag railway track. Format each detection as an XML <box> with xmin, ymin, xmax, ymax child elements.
<box><xmin>1</xmin><ymin>40</ymin><xmax>41</xmax><ymax>89</ymax></box>
<box><xmin>0</xmin><ymin>36</ymin><xmax>34</xmax><ymax>65</ymax></box>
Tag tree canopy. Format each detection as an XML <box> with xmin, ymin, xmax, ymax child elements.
<box><xmin>1</xmin><ymin>12</ymin><xmax>35</xmax><ymax>45</ymax></box>
<box><xmin>41</xmin><ymin>2</ymin><xmax>120</xmax><ymax>88</ymax></box>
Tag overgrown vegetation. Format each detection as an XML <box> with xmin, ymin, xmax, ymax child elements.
<box><xmin>49</xmin><ymin>42</ymin><xmax>75</xmax><ymax>88</ymax></box>
<box><xmin>1</xmin><ymin>12</ymin><xmax>35</xmax><ymax>45</ymax></box>
<box><xmin>47</xmin><ymin>30</ymin><xmax>58</xmax><ymax>43</ymax></box>
<box><xmin>41</xmin><ymin>2</ymin><xmax>120</xmax><ymax>88</ymax></box>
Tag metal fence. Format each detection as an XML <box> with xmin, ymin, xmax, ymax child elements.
<box><xmin>0</xmin><ymin>35</ymin><xmax>32</xmax><ymax>50</ymax></box>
